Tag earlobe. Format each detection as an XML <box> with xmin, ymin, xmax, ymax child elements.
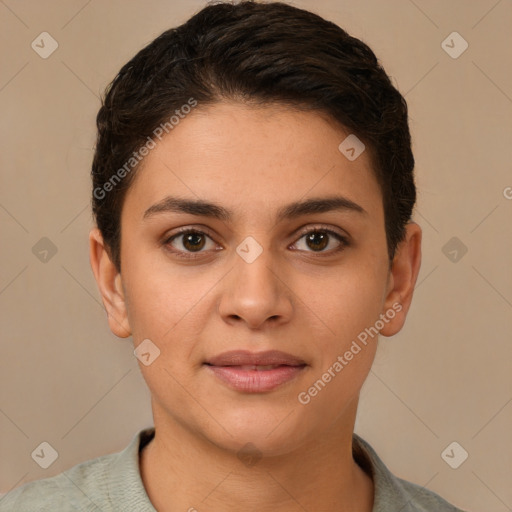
<box><xmin>379</xmin><ymin>221</ymin><xmax>422</xmax><ymax>337</ymax></box>
<box><xmin>88</xmin><ymin>228</ymin><xmax>132</xmax><ymax>338</ymax></box>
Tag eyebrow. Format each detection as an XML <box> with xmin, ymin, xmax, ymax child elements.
<box><xmin>142</xmin><ymin>195</ymin><xmax>367</xmax><ymax>222</ymax></box>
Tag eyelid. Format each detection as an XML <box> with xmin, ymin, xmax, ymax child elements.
<box><xmin>164</xmin><ymin>223</ymin><xmax>349</xmax><ymax>243</ymax></box>
<box><xmin>292</xmin><ymin>223</ymin><xmax>349</xmax><ymax>241</ymax></box>
<box><xmin>163</xmin><ymin>224</ymin><xmax>218</xmax><ymax>242</ymax></box>
<box><xmin>163</xmin><ymin>223</ymin><xmax>350</xmax><ymax>258</ymax></box>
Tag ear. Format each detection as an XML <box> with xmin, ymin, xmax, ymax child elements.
<box><xmin>379</xmin><ymin>221</ymin><xmax>422</xmax><ymax>337</ymax></box>
<box><xmin>89</xmin><ymin>228</ymin><xmax>132</xmax><ymax>338</ymax></box>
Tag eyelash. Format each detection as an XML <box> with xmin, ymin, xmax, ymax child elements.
<box><xmin>162</xmin><ymin>225</ymin><xmax>350</xmax><ymax>260</ymax></box>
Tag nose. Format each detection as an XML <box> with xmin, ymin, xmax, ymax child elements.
<box><xmin>217</xmin><ymin>243</ymin><xmax>293</xmax><ymax>330</ymax></box>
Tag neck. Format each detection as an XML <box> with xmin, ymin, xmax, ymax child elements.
<box><xmin>140</xmin><ymin>400</ymin><xmax>374</xmax><ymax>512</ymax></box>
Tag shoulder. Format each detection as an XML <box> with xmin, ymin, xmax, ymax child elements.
<box><xmin>352</xmin><ymin>433</ymin><xmax>468</xmax><ymax>512</ymax></box>
<box><xmin>0</xmin><ymin>428</ymin><xmax>155</xmax><ymax>512</ymax></box>
<box><xmin>390</xmin><ymin>474</ymin><xmax>466</xmax><ymax>512</ymax></box>
<box><xmin>0</xmin><ymin>451</ymin><xmax>115</xmax><ymax>512</ymax></box>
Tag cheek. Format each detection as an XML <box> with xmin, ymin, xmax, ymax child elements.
<box><xmin>298</xmin><ymin>272</ymin><xmax>385</xmax><ymax>419</ymax></box>
<box><xmin>308</xmin><ymin>263</ymin><xmax>387</xmax><ymax>356</ymax></box>
<box><xmin>122</xmin><ymin>252</ymin><xmax>201</xmax><ymax>336</ymax></box>
<box><xmin>122</xmin><ymin>255</ymin><xmax>223</xmax><ymax>379</ymax></box>
<box><xmin>296</xmin><ymin>274</ymin><xmax>383</xmax><ymax>421</ymax></box>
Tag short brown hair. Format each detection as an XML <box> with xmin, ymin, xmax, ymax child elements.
<box><xmin>91</xmin><ymin>0</ymin><xmax>416</xmax><ymax>272</ymax></box>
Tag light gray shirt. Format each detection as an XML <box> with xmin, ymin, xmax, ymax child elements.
<box><xmin>0</xmin><ymin>428</ymin><xmax>467</xmax><ymax>511</ymax></box>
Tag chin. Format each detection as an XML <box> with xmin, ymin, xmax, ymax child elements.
<box><xmin>203</xmin><ymin>406</ymin><xmax>311</xmax><ymax>457</ymax></box>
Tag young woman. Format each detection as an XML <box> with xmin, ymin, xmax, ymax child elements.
<box><xmin>1</xmin><ymin>2</ymin><xmax>467</xmax><ymax>511</ymax></box>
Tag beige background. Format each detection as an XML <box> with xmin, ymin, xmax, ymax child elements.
<box><xmin>1</xmin><ymin>0</ymin><xmax>511</xmax><ymax>510</ymax></box>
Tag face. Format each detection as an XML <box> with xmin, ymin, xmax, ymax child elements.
<box><xmin>91</xmin><ymin>101</ymin><xmax>420</xmax><ymax>456</ymax></box>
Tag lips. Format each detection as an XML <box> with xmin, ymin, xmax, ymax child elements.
<box><xmin>205</xmin><ymin>349</ymin><xmax>306</xmax><ymax>367</ymax></box>
<box><xmin>204</xmin><ymin>350</ymin><xmax>307</xmax><ymax>393</ymax></box>
<box><xmin>233</xmin><ymin>365</ymin><xmax>285</xmax><ymax>371</ymax></box>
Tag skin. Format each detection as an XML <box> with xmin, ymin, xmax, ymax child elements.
<box><xmin>89</xmin><ymin>101</ymin><xmax>422</xmax><ymax>512</ymax></box>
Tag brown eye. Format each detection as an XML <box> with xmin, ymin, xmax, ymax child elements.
<box><xmin>292</xmin><ymin>228</ymin><xmax>348</xmax><ymax>254</ymax></box>
<box><xmin>305</xmin><ymin>231</ymin><xmax>329</xmax><ymax>251</ymax></box>
<box><xmin>181</xmin><ymin>232</ymin><xmax>206</xmax><ymax>252</ymax></box>
<box><xmin>163</xmin><ymin>226</ymin><xmax>349</xmax><ymax>261</ymax></box>
<box><xmin>165</xmin><ymin>229</ymin><xmax>216</xmax><ymax>257</ymax></box>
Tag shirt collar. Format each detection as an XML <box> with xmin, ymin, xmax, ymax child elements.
<box><xmin>108</xmin><ymin>428</ymin><xmax>418</xmax><ymax>512</ymax></box>
<box><xmin>353</xmin><ymin>432</ymin><xmax>426</xmax><ymax>511</ymax></box>
<box><xmin>108</xmin><ymin>427</ymin><xmax>157</xmax><ymax>511</ymax></box>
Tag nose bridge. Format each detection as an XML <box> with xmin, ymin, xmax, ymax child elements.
<box><xmin>218</xmin><ymin>235</ymin><xmax>292</xmax><ymax>327</ymax></box>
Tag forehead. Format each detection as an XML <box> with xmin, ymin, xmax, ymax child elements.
<box><xmin>121</xmin><ymin>101</ymin><xmax>383</xmax><ymax>225</ymax></box>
